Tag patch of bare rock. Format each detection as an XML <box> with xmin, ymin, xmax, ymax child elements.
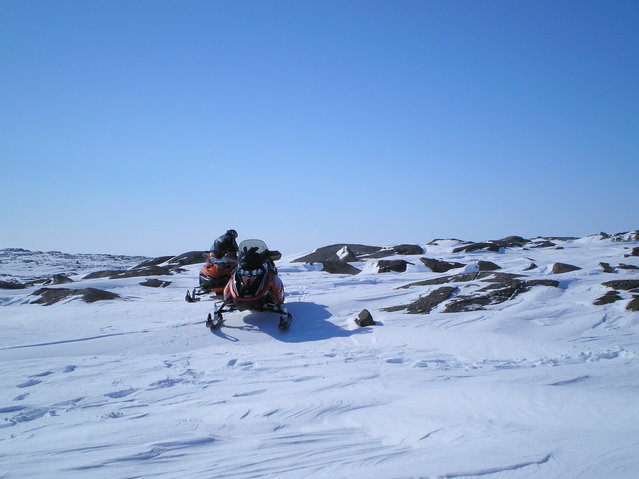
<box><xmin>31</xmin><ymin>287</ymin><xmax>120</xmax><ymax>305</ymax></box>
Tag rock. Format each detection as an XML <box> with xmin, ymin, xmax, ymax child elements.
<box><xmin>47</xmin><ymin>274</ymin><xmax>74</xmax><ymax>285</ymax></box>
<box><xmin>320</xmin><ymin>261</ymin><xmax>361</xmax><ymax>275</ymax></box>
<box><xmin>0</xmin><ymin>280</ymin><xmax>26</xmax><ymax>289</ymax></box>
<box><xmin>627</xmin><ymin>296</ymin><xmax>639</xmax><ymax>312</ymax></box>
<box><xmin>139</xmin><ymin>278</ymin><xmax>171</xmax><ymax>288</ymax></box>
<box><xmin>382</xmin><ymin>286</ymin><xmax>457</xmax><ymax>314</ymax></box>
<box><xmin>602</xmin><ymin>280</ymin><xmax>639</xmax><ymax>291</ymax></box>
<box><xmin>477</xmin><ymin>261</ymin><xmax>501</xmax><ymax>271</ymax></box>
<box><xmin>134</xmin><ymin>255</ymin><xmax>174</xmax><ymax>268</ymax></box>
<box><xmin>525</xmin><ymin>279</ymin><xmax>560</xmax><ymax>288</ymax></box>
<box><xmin>598</xmin><ymin>232</ymin><xmax>610</xmax><ymax>239</ymax></box>
<box><xmin>294</xmin><ymin>244</ymin><xmax>382</xmax><ymax>263</ymax></box>
<box><xmin>612</xmin><ymin>230</ymin><xmax>639</xmax><ymax>242</ymax></box>
<box><xmin>391</xmin><ymin>244</ymin><xmax>424</xmax><ymax>255</ymax></box>
<box><xmin>443</xmin><ymin>278</ymin><xmax>558</xmax><ymax>313</ymax></box>
<box><xmin>377</xmin><ymin>260</ymin><xmax>411</xmax><ymax>273</ymax></box>
<box><xmin>168</xmin><ymin>251</ymin><xmax>208</xmax><ymax>266</ymax></box>
<box><xmin>420</xmin><ymin>258</ymin><xmax>465</xmax><ymax>273</ymax></box>
<box><xmin>336</xmin><ymin>246</ymin><xmax>358</xmax><ymax>262</ymax></box>
<box><xmin>359</xmin><ymin>249</ymin><xmax>396</xmax><ymax>259</ymax></box>
<box><xmin>530</xmin><ymin>240</ymin><xmax>556</xmax><ymax>248</ymax></box>
<box><xmin>624</xmin><ymin>247</ymin><xmax>639</xmax><ymax>257</ymax></box>
<box><xmin>32</xmin><ymin>287</ymin><xmax>120</xmax><ymax>305</ymax></box>
<box><xmin>83</xmin><ymin>265</ymin><xmax>183</xmax><ymax>280</ymax></box>
<box><xmin>617</xmin><ymin>263</ymin><xmax>639</xmax><ymax>270</ymax></box>
<box><xmin>593</xmin><ymin>290</ymin><xmax>623</xmax><ymax>305</ymax></box>
<box><xmin>354</xmin><ymin>309</ymin><xmax>375</xmax><ymax>327</ymax></box>
<box><xmin>524</xmin><ymin>263</ymin><xmax>537</xmax><ymax>271</ymax></box>
<box><xmin>492</xmin><ymin>236</ymin><xmax>529</xmax><ymax>248</ymax></box>
<box><xmin>599</xmin><ymin>262</ymin><xmax>615</xmax><ymax>273</ymax></box>
<box><xmin>452</xmin><ymin>242</ymin><xmax>501</xmax><ymax>254</ymax></box>
<box><xmin>552</xmin><ymin>263</ymin><xmax>582</xmax><ymax>274</ymax></box>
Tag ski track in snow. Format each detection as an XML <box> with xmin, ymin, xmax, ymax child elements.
<box><xmin>0</xmin><ymin>236</ymin><xmax>638</xmax><ymax>478</ymax></box>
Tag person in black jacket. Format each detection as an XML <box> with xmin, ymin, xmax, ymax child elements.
<box><xmin>210</xmin><ymin>229</ymin><xmax>239</xmax><ymax>259</ymax></box>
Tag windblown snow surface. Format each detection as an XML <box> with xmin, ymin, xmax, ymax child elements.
<box><xmin>1</xmin><ymin>235</ymin><xmax>638</xmax><ymax>478</ymax></box>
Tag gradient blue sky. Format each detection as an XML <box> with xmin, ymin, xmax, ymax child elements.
<box><xmin>1</xmin><ymin>0</ymin><xmax>637</xmax><ymax>256</ymax></box>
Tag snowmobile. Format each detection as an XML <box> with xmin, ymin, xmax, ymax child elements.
<box><xmin>185</xmin><ymin>253</ymin><xmax>236</xmax><ymax>302</ymax></box>
<box><xmin>206</xmin><ymin>239</ymin><xmax>291</xmax><ymax>330</ymax></box>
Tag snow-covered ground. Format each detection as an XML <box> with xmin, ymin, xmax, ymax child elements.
<box><xmin>1</xmin><ymin>234</ymin><xmax>638</xmax><ymax>478</ymax></box>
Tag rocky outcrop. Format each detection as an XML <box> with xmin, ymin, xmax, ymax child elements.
<box><xmin>420</xmin><ymin>258</ymin><xmax>465</xmax><ymax>273</ymax></box>
<box><xmin>83</xmin><ymin>264</ymin><xmax>183</xmax><ymax>280</ymax></box>
<box><xmin>625</xmin><ymin>247</ymin><xmax>639</xmax><ymax>257</ymax></box>
<box><xmin>320</xmin><ymin>261</ymin><xmax>361</xmax><ymax>275</ymax></box>
<box><xmin>32</xmin><ymin>287</ymin><xmax>120</xmax><ymax>305</ymax></box>
<box><xmin>627</xmin><ymin>296</ymin><xmax>639</xmax><ymax>312</ymax></box>
<box><xmin>602</xmin><ymin>280</ymin><xmax>639</xmax><ymax>291</ymax></box>
<box><xmin>398</xmin><ymin>272</ymin><xmax>524</xmax><ymax>290</ymax></box>
<box><xmin>452</xmin><ymin>236</ymin><xmax>529</xmax><ymax>254</ymax></box>
<box><xmin>293</xmin><ymin>244</ymin><xmax>382</xmax><ymax>263</ymax></box>
<box><xmin>377</xmin><ymin>260</ymin><xmax>412</xmax><ymax>273</ymax></box>
<box><xmin>444</xmin><ymin>279</ymin><xmax>559</xmax><ymax>313</ymax></box>
<box><xmin>552</xmin><ymin>263</ymin><xmax>582</xmax><ymax>274</ymax></box>
<box><xmin>382</xmin><ymin>286</ymin><xmax>457</xmax><ymax>314</ymax></box>
<box><xmin>390</xmin><ymin>272</ymin><xmax>558</xmax><ymax>314</ymax></box>
<box><xmin>134</xmin><ymin>256</ymin><xmax>174</xmax><ymax>268</ymax></box>
<box><xmin>168</xmin><ymin>251</ymin><xmax>208</xmax><ymax>266</ymax></box>
<box><xmin>452</xmin><ymin>242</ymin><xmax>501</xmax><ymax>254</ymax></box>
<box><xmin>477</xmin><ymin>261</ymin><xmax>501</xmax><ymax>271</ymax></box>
<box><xmin>0</xmin><ymin>280</ymin><xmax>26</xmax><ymax>289</ymax></box>
<box><xmin>46</xmin><ymin>274</ymin><xmax>74</xmax><ymax>285</ymax></box>
<box><xmin>593</xmin><ymin>291</ymin><xmax>623</xmax><ymax>305</ymax></box>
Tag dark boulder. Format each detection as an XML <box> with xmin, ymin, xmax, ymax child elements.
<box><xmin>139</xmin><ymin>278</ymin><xmax>172</xmax><ymax>288</ymax></box>
<box><xmin>477</xmin><ymin>261</ymin><xmax>501</xmax><ymax>271</ymax></box>
<box><xmin>293</xmin><ymin>244</ymin><xmax>382</xmax><ymax>263</ymax></box>
<box><xmin>354</xmin><ymin>309</ymin><xmax>376</xmax><ymax>327</ymax></box>
<box><xmin>378</xmin><ymin>260</ymin><xmax>411</xmax><ymax>273</ymax></box>
<box><xmin>524</xmin><ymin>263</ymin><xmax>538</xmax><ymax>271</ymax></box>
<box><xmin>168</xmin><ymin>251</ymin><xmax>208</xmax><ymax>266</ymax></box>
<box><xmin>602</xmin><ymin>280</ymin><xmax>639</xmax><ymax>291</ymax></box>
<box><xmin>617</xmin><ymin>263</ymin><xmax>639</xmax><ymax>270</ymax></box>
<box><xmin>599</xmin><ymin>262</ymin><xmax>615</xmax><ymax>273</ymax></box>
<box><xmin>320</xmin><ymin>261</ymin><xmax>361</xmax><ymax>275</ymax></box>
<box><xmin>625</xmin><ymin>247</ymin><xmax>639</xmax><ymax>257</ymax></box>
<box><xmin>627</xmin><ymin>296</ymin><xmax>639</xmax><ymax>312</ymax></box>
<box><xmin>83</xmin><ymin>265</ymin><xmax>182</xmax><ymax>280</ymax></box>
<box><xmin>0</xmin><ymin>280</ymin><xmax>26</xmax><ymax>289</ymax></box>
<box><xmin>593</xmin><ymin>290</ymin><xmax>623</xmax><ymax>306</ymax></box>
<box><xmin>382</xmin><ymin>286</ymin><xmax>457</xmax><ymax>314</ymax></box>
<box><xmin>420</xmin><ymin>258</ymin><xmax>465</xmax><ymax>273</ymax></box>
<box><xmin>32</xmin><ymin>287</ymin><xmax>120</xmax><ymax>305</ymax></box>
<box><xmin>552</xmin><ymin>263</ymin><xmax>582</xmax><ymax>274</ymax></box>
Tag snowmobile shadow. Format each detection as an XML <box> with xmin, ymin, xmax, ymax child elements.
<box><xmin>237</xmin><ymin>302</ymin><xmax>369</xmax><ymax>343</ymax></box>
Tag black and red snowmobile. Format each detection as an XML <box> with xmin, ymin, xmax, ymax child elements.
<box><xmin>185</xmin><ymin>253</ymin><xmax>236</xmax><ymax>302</ymax></box>
<box><xmin>206</xmin><ymin>239</ymin><xmax>292</xmax><ymax>330</ymax></box>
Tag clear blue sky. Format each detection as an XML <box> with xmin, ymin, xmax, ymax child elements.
<box><xmin>1</xmin><ymin>0</ymin><xmax>637</xmax><ymax>256</ymax></box>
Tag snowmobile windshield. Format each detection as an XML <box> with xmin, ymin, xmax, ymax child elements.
<box><xmin>237</xmin><ymin>239</ymin><xmax>269</xmax><ymax>270</ymax></box>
